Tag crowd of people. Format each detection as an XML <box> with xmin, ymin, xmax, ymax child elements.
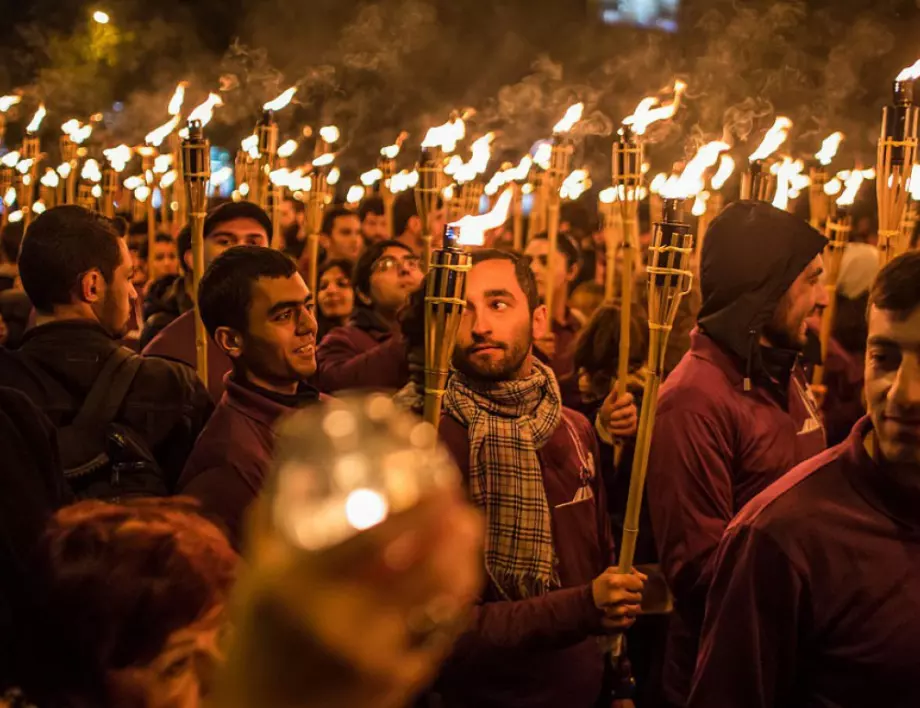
<box><xmin>0</xmin><ymin>180</ymin><xmax>918</xmax><ymax>708</ymax></box>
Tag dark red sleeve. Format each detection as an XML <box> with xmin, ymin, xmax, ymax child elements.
<box><xmin>314</xmin><ymin>331</ymin><xmax>409</xmax><ymax>394</ymax></box>
<box><xmin>688</xmin><ymin>524</ymin><xmax>805</xmax><ymax>708</ymax></box>
<box><xmin>645</xmin><ymin>406</ymin><xmax>735</xmax><ymax>632</ymax></box>
<box><xmin>180</xmin><ymin>463</ymin><xmax>258</xmax><ymax>552</ymax></box>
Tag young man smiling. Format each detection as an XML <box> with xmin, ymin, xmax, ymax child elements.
<box><xmin>178</xmin><ymin>246</ymin><xmax>321</xmax><ymax>550</ymax></box>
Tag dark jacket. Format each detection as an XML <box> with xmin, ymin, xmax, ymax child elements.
<box><xmin>139</xmin><ymin>275</ymin><xmax>193</xmax><ymax>350</ymax></box>
<box><xmin>177</xmin><ymin>376</ymin><xmax>322</xmax><ymax>550</ymax></box>
<box><xmin>0</xmin><ymin>320</ymin><xmax>213</xmax><ymax>493</ymax></box>
<box><xmin>142</xmin><ymin>309</ymin><xmax>233</xmax><ymax>402</ymax></box>
<box><xmin>314</xmin><ymin>306</ymin><xmax>409</xmax><ymax>394</ymax></box>
<box><xmin>435</xmin><ymin>408</ymin><xmax>615</xmax><ymax>708</ymax></box>
<box><xmin>645</xmin><ymin>202</ymin><xmax>829</xmax><ymax>707</ymax></box>
<box><xmin>690</xmin><ymin>417</ymin><xmax>920</xmax><ymax>708</ymax></box>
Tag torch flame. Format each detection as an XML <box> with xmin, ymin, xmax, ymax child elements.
<box><xmin>270</xmin><ymin>168</ymin><xmax>291</xmax><ymax>187</ymax></box>
<box><xmin>72</xmin><ymin>124</ymin><xmax>93</xmax><ymax>145</ymax></box>
<box><xmin>896</xmin><ymin>59</ymin><xmax>920</xmax><ymax>82</ymax></box>
<box><xmin>692</xmin><ymin>191</ymin><xmax>710</xmax><ymax>217</ymax></box>
<box><xmin>319</xmin><ymin>126</ymin><xmax>340</xmax><ymax>144</ymax></box>
<box><xmin>390</xmin><ymin>169</ymin><xmax>419</xmax><ymax>193</ymax></box>
<box><xmin>16</xmin><ymin>159</ymin><xmax>33</xmax><ymax>176</ymax></box>
<box><xmin>824</xmin><ymin>177</ymin><xmax>842</xmax><ymax>196</ymax></box>
<box><xmin>346</xmin><ymin>185</ymin><xmax>365</xmax><ymax>204</ymax></box>
<box><xmin>40</xmin><ymin>169</ymin><xmax>59</xmax><ymax>189</ymax></box>
<box><xmin>749</xmin><ymin>117</ymin><xmax>793</xmax><ymax>162</ymax></box>
<box><xmin>468</xmin><ymin>132</ymin><xmax>495</xmax><ymax>175</ymax></box>
<box><xmin>553</xmin><ymin>103</ymin><xmax>585</xmax><ymax>135</ymax></box>
<box><xmin>599</xmin><ymin>187</ymin><xmax>617</xmax><ymax>204</ymax></box>
<box><xmin>167</xmin><ymin>82</ymin><xmax>188</xmax><ymax>117</ymax></box>
<box><xmin>32</xmin><ymin>201</ymin><xmax>46</xmax><ymax>215</ymax></box>
<box><xmin>381</xmin><ymin>144</ymin><xmax>400</xmax><ymax>159</ymax></box>
<box><xmin>361</xmin><ymin>168</ymin><xmax>383</xmax><ymax>186</ymax></box>
<box><xmin>560</xmin><ymin>169</ymin><xmax>590</xmax><ymax>200</ymax></box>
<box><xmin>327</xmin><ymin>167</ymin><xmax>341</xmax><ymax>185</ymax></box>
<box><xmin>444</xmin><ymin>155</ymin><xmax>464</xmax><ymax>177</ymax></box>
<box><xmin>1</xmin><ymin>151</ymin><xmax>20</xmax><ymax>168</ymax></box>
<box><xmin>159</xmin><ymin>170</ymin><xmax>178</xmax><ymax>189</ymax></box>
<box><xmin>771</xmin><ymin>157</ymin><xmax>800</xmax><ymax>211</ymax></box>
<box><xmin>449</xmin><ymin>186</ymin><xmax>514</xmax><ymax>246</ymax></box>
<box><xmin>815</xmin><ymin>132</ymin><xmax>844</xmax><ymax>166</ymax></box>
<box><xmin>422</xmin><ymin>118</ymin><xmax>466</xmax><ymax>153</ymax></box>
<box><xmin>649</xmin><ymin>172</ymin><xmax>668</xmax><ymax>194</ymax></box>
<box><xmin>153</xmin><ymin>154</ymin><xmax>173</xmax><ymax>174</ymax></box>
<box><xmin>211</xmin><ymin>166</ymin><xmax>233</xmax><ymax>187</ymax></box>
<box><xmin>0</xmin><ymin>95</ymin><xmax>21</xmax><ymax>113</ymax></box>
<box><xmin>7</xmin><ymin>210</ymin><xmax>22</xmax><ymax>223</ymax></box>
<box><xmin>81</xmin><ymin>159</ymin><xmax>102</xmax><ymax>183</ymax></box>
<box><xmin>511</xmin><ymin>155</ymin><xmax>533</xmax><ymax>181</ymax></box>
<box><xmin>622</xmin><ymin>80</ymin><xmax>687</xmax><ymax>136</ymax></box>
<box><xmin>710</xmin><ymin>155</ymin><xmax>735</xmax><ymax>190</ymax></box>
<box><xmin>146</xmin><ymin>115</ymin><xmax>180</xmax><ymax>147</ymax></box>
<box><xmin>533</xmin><ymin>142</ymin><xmax>553</xmax><ymax>170</ymax></box>
<box><xmin>263</xmin><ymin>87</ymin><xmax>297</xmax><ymax>112</ymax></box>
<box><xmin>134</xmin><ymin>185</ymin><xmax>151</xmax><ymax>203</ymax></box>
<box><xmin>659</xmin><ymin>173</ymin><xmax>684</xmax><ymax>200</ymax></box>
<box><xmin>837</xmin><ymin>169</ymin><xmax>865</xmax><ymax>207</ymax></box>
<box><xmin>313</xmin><ymin>153</ymin><xmax>335</xmax><ymax>168</ymax></box>
<box><xmin>442</xmin><ymin>184</ymin><xmax>455</xmax><ymax>202</ymax></box>
<box><xmin>677</xmin><ymin>141</ymin><xmax>731</xmax><ymax>197</ymax></box>
<box><xmin>103</xmin><ymin>144</ymin><xmax>133</xmax><ymax>172</ymax></box>
<box><xmin>3</xmin><ymin>188</ymin><xmax>16</xmax><ymax>207</ymax></box>
<box><xmin>57</xmin><ymin>163</ymin><xmax>72</xmax><ymax>179</ymax></box>
<box><xmin>186</xmin><ymin>93</ymin><xmax>223</xmax><ymax>127</ymax></box>
<box><xmin>277</xmin><ymin>139</ymin><xmax>298</xmax><ymax>159</ymax></box>
<box><xmin>26</xmin><ymin>104</ymin><xmax>47</xmax><ymax>134</ymax></box>
<box><xmin>61</xmin><ymin>119</ymin><xmax>81</xmax><ymax>136</ymax></box>
<box><xmin>91</xmin><ymin>185</ymin><xmax>102</xmax><ymax>199</ymax></box>
<box><xmin>910</xmin><ymin>164</ymin><xmax>920</xmax><ymax>201</ymax></box>
<box><xmin>123</xmin><ymin>175</ymin><xmax>143</xmax><ymax>191</ymax></box>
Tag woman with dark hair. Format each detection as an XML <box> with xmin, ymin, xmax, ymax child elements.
<box><xmin>315</xmin><ymin>258</ymin><xmax>355</xmax><ymax>344</ymax></box>
<box><xmin>11</xmin><ymin>498</ymin><xmax>237</xmax><ymax>708</ymax></box>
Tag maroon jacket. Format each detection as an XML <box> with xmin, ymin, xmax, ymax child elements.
<box><xmin>435</xmin><ymin>407</ymin><xmax>615</xmax><ymax>708</ymax></box>
<box><xmin>690</xmin><ymin>417</ymin><xmax>920</xmax><ymax>708</ymax></box>
<box><xmin>314</xmin><ymin>309</ymin><xmax>409</xmax><ymax>394</ymax></box>
<box><xmin>177</xmin><ymin>376</ymin><xmax>321</xmax><ymax>550</ymax></box>
<box><xmin>822</xmin><ymin>334</ymin><xmax>866</xmax><ymax>446</ymax></box>
<box><xmin>142</xmin><ymin>310</ymin><xmax>233</xmax><ymax>402</ymax></box>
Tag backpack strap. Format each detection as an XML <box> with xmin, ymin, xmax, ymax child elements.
<box><xmin>71</xmin><ymin>347</ymin><xmax>143</xmax><ymax>429</ymax></box>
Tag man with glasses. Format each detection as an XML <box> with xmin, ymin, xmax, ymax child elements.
<box><xmin>314</xmin><ymin>240</ymin><xmax>422</xmax><ymax>393</ymax></box>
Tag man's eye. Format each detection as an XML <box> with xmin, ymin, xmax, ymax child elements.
<box><xmin>162</xmin><ymin>655</ymin><xmax>192</xmax><ymax>678</ymax></box>
<box><xmin>275</xmin><ymin>311</ymin><xmax>293</xmax><ymax>322</ymax></box>
<box><xmin>491</xmin><ymin>301</ymin><xmax>508</xmax><ymax>311</ymax></box>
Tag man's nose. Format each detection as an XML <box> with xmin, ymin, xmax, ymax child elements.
<box><xmin>890</xmin><ymin>356</ymin><xmax>920</xmax><ymax>409</ymax></box>
<box><xmin>815</xmin><ymin>282</ymin><xmax>831</xmax><ymax>309</ymax></box>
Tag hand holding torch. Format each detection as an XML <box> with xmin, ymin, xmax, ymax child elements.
<box><xmin>181</xmin><ymin>120</ymin><xmax>212</xmax><ymax>386</ymax></box>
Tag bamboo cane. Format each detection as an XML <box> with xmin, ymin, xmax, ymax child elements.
<box><xmin>512</xmin><ymin>182</ymin><xmax>524</xmax><ymax>252</ymax></box>
<box><xmin>809</xmin><ymin>166</ymin><xmax>830</xmax><ymax>232</ymax></box>
<box><xmin>416</xmin><ymin>147</ymin><xmax>443</xmax><ymax>273</ymax></box>
<box><xmin>140</xmin><ymin>151</ymin><xmax>158</xmax><ymax>283</ymax></box>
<box><xmin>812</xmin><ymin>210</ymin><xmax>852</xmax><ymax>388</ymax></box>
<box><xmin>181</xmin><ymin>120</ymin><xmax>212</xmax><ymax>387</ymax></box>
<box><xmin>543</xmin><ymin>139</ymin><xmax>572</xmax><ymax>321</ymax></box>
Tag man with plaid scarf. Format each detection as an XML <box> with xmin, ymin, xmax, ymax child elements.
<box><xmin>433</xmin><ymin>250</ymin><xmax>645</xmax><ymax>708</ymax></box>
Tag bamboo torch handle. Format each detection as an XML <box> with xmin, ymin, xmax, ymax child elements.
<box><xmin>544</xmin><ymin>197</ymin><xmax>561</xmax><ymax>320</ymax></box>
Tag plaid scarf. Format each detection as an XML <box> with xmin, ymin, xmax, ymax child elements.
<box><xmin>445</xmin><ymin>358</ymin><xmax>563</xmax><ymax>600</ymax></box>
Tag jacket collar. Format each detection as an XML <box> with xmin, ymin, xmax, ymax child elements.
<box><xmin>223</xmin><ymin>374</ymin><xmax>319</xmax><ymax>429</ymax></box>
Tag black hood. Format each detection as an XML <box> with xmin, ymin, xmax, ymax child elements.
<box><xmin>698</xmin><ymin>200</ymin><xmax>827</xmax><ymax>369</ymax></box>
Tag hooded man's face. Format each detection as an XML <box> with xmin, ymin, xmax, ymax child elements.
<box><xmin>763</xmin><ymin>254</ymin><xmax>828</xmax><ymax>350</ymax></box>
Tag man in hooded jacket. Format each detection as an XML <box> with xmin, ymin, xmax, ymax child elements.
<box><xmin>644</xmin><ymin>201</ymin><xmax>829</xmax><ymax>707</ymax></box>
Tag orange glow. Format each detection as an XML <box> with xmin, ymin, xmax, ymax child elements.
<box><xmin>749</xmin><ymin>117</ymin><xmax>793</xmax><ymax>161</ymax></box>
<box><xmin>168</xmin><ymin>81</ymin><xmax>188</xmax><ymax>116</ymax></box>
<box><xmin>264</xmin><ymin>87</ymin><xmax>298</xmax><ymax>112</ymax></box>
<box><xmin>450</xmin><ymin>187</ymin><xmax>514</xmax><ymax>246</ymax></box>
<box><xmin>692</xmin><ymin>191</ymin><xmax>709</xmax><ymax>217</ymax></box>
<box><xmin>422</xmin><ymin>118</ymin><xmax>466</xmax><ymax>153</ymax></box>
<box><xmin>186</xmin><ymin>93</ymin><xmax>223</xmax><ymax>127</ymax></box>
<box><xmin>0</xmin><ymin>95</ymin><xmax>21</xmax><ymax>113</ymax></box>
<box><xmin>710</xmin><ymin>155</ymin><xmax>735</xmax><ymax>190</ymax></box>
<box><xmin>622</xmin><ymin>80</ymin><xmax>687</xmax><ymax>135</ymax></box>
<box><xmin>553</xmin><ymin>103</ymin><xmax>585</xmax><ymax>134</ymax></box>
<box><xmin>26</xmin><ymin>104</ymin><xmax>47</xmax><ymax>134</ymax></box>
<box><xmin>837</xmin><ymin>169</ymin><xmax>865</xmax><ymax>207</ymax></box>
<box><xmin>677</xmin><ymin>141</ymin><xmax>730</xmax><ymax>197</ymax></box>
<box><xmin>896</xmin><ymin>59</ymin><xmax>920</xmax><ymax>82</ymax></box>
<box><xmin>815</xmin><ymin>132</ymin><xmax>844</xmax><ymax>167</ymax></box>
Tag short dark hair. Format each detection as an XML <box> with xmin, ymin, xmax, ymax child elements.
<box><xmin>529</xmin><ymin>231</ymin><xmax>582</xmax><ymax>269</ymax></box>
<box><xmin>19</xmin><ymin>206</ymin><xmax>123</xmax><ymax>314</ymax></box>
<box><xmin>198</xmin><ymin>246</ymin><xmax>297</xmax><ymax>337</ymax></box>
<box><xmin>352</xmin><ymin>239</ymin><xmax>414</xmax><ymax>299</ymax></box>
<box><xmin>392</xmin><ymin>189</ymin><xmax>443</xmax><ymax>238</ymax></box>
<box><xmin>203</xmin><ymin>201</ymin><xmax>272</xmax><ymax>240</ymax></box>
<box><xmin>359</xmin><ymin>195</ymin><xmax>385</xmax><ymax>221</ymax></box>
<box><xmin>138</xmin><ymin>232</ymin><xmax>175</xmax><ymax>261</ymax></box>
<box><xmin>471</xmin><ymin>249</ymin><xmax>540</xmax><ymax>312</ymax></box>
<box><xmin>1</xmin><ymin>221</ymin><xmax>24</xmax><ymax>263</ymax></box>
<box><xmin>868</xmin><ymin>250</ymin><xmax>920</xmax><ymax>320</ymax></box>
<box><xmin>177</xmin><ymin>224</ymin><xmax>193</xmax><ymax>275</ymax></box>
<box><xmin>283</xmin><ymin>195</ymin><xmax>305</xmax><ymax>214</ymax></box>
<box><xmin>573</xmin><ymin>302</ymin><xmax>648</xmax><ymax>379</ymax></box>
<box><xmin>322</xmin><ymin>206</ymin><xmax>359</xmax><ymax>236</ymax></box>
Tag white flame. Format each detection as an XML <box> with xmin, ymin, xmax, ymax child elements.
<box><xmin>896</xmin><ymin>59</ymin><xmax>920</xmax><ymax>82</ymax></box>
<box><xmin>380</xmin><ymin>144</ymin><xmax>400</xmax><ymax>159</ymax></box>
<box><xmin>3</xmin><ymin>188</ymin><xmax>16</xmax><ymax>207</ymax></box>
<box><xmin>103</xmin><ymin>144</ymin><xmax>133</xmax><ymax>172</ymax></box>
<box><xmin>40</xmin><ymin>169</ymin><xmax>59</xmax><ymax>188</ymax></box>
<box><xmin>710</xmin><ymin>155</ymin><xmax>736</xmax><ymax>191</ymax></box>
<box><xmin>319</xmin><ymin>125</ymin><xmax>340</xmax><ymax>144</ymax></box>
<box><xmin>211</xmin><ymin>166</ymin><xmax>233</xmax><ymax>187</ymax></box>
<box><xmin>123</xmin><ymin>175</ymin><xmax>143</xmax><ymax>190</ymax></box>
<box><xmin>241</xmin><ymin>134</ymin><xmax>259</xmax><ymax>153</ymax></box>
<box><xmin>26</xmin><ymin>104</ymin><xmax>46</xmax><ymax>134</ymax></box>
<box><xmin>346</xmin><ymin>185</ymin><xmax>365</xmax><ymax>204</ymax></box>
<box><xmin>327</xmin><ymin>167</ymin><xmax>341</xmax><ymax>185</ymax></box>
<box><xmin>145</xmin><ymin>115</ymin><xmax>180</xmax><ymax>147</ymax></box>
<box><xmin>361</xmin><ymin>168</ymin><xmax>383</xmax><ymax>186</ymax></box>
<box><xmin>270</xmin><ymin>168</ymin><xmax>291</xmax><ymax>187</ymax></box>
<box><xmin>186</xmin><ymin>93</ymin><xmax>223</xmax><ymax>127</ymax></box>
<box><xmin>313</xmin><ymin>153</ymin><xmax>335</xmax><ymax>168</ymax></box>
<box><xmin>824</xmin><ymin>177</ymin><xmax>843</xmax><ymax>196</ymax></box>
<box><xmin>771</xmin><ymin>157</ymin><xmax>801</xmax><ymax>211</ymax></box>
<box><xmin>263</xmin><ymin>87</ymin><xmax>297</xmax><ymax>112</ymax></box>
<box><xmin>468</xmin><ymin>132</ymin><xmax>495</xmax><ymax>175</ymax></box>
<box><xmin>61</xmin><ymin>119</ymin><xmax>81</xmax><ymax>136</ymax></box>
<box><xmin>649</xmin><ymin>172</ymin><xmax>668</xmax><ymax>194</ymax></box>
<box><xmin>815</xmin><ymin>132</ymin><xmax>844</xmax><ymax>167</ymax></box>
<box><xmin>533</xmin><ymin>142</ymin><xmax>553</xmax><ymax>170</ymax></box>
<box><xmin>390</xmin><ymin>169</ymin><xmax>419</xmax><ymax>193</ymax></box>
<box><xmin>449</xmin><ymin>187</ymin><xmax>514</xmax><ymax>246</ymax></box>
<box><xmin>0</xmin><ymin>95</ymin><xmax>21</xmax><ymax>113</ymax></box>
<box><xmin>167</xmin><ymin>82</ymin><xmax>187</xmax><ymax>117</ymax></box>
<box><xmin>72</xmin><ymin>124</ymin><xmax>93</xmax><ymax>145</ymax></box>
<box><xmin>750</xmin><ymin>117</ymin><xmax>793</xmax><ymax>162</ymax></box>
<box><xmin>159</xmin><ymin>170</ymin><xmax>178</xmax><ymax>189</ymax></box>
<box><xmin>560</xmin><ymin>169</ymin><xmax>590</xmax><ymax>200</ymax></box>
<box><xmin>91</xmin><ymin>184</ymin><xmax>102</xmax><ymax>199</ymax></box>
<box><xmin>512</xmin><ymin>155</ymin><xmax>533</xmax><ymax>181</ymax></box>
<box><xmin>659</xmin><ymin>174</ymin><xmax>684</xmax><ymax>200</ymax></box>
<box><xmin>1</xmin><ymin>151</ymin><xmax>21</xmax><ymax>168</ymax></box>
<box><xmin>910</xmin><ymin>164</ymin><xmax>920</xmax><ymax>201</ymax></box>
<box><xmin>442</xmin><ymin>184</ymin><xmax>455</xmax><ymax>201</ymax></box>
<box><xmin>16</xmin><ymin>159</ymin><xmax>33</xmax><ymax>175</ymax></box>
<box><xmin>81</xmin><ymin>159</ymin><xmax>102</xmax><ymax>183</ymax></box>
<box><xmin>443</xmin><ymin>154</ymin><xmax>464</xmax><ymax>177</ymax></box>
<box><xmin>134</xmin><ymin>185</ymin><xmax>151</xmax><ymax>202</ymax></box>
<box><xmin>422</xmin><ymin>118</ymin><xmax>466</xmax><ymax>153</ymax></box>
<box><xmin>677</xmin><ymin>141</ymin><xmax>731</xmax><ymax>197</ymax></box>
<box><xmin>56</xmin><ymin>162</ymin><xmax>72</xmax><ymax>179</ymax></box>
<box><xmin>837</xmin><ymin>169</ymin><xmax>865</xmax><ymax>207</ymax></box>
<box><xmin>692</xmin><ymin>191</ymin><xmax>710</xmax><ymax>217</ymax></box>
<box><xmin>32</xmin><ymin>201</ymin><xmax>46</xmax><ymax>215</ymax></box>
<box><xmin>8</xmin><ymin>210</ymin><xmax>22</xmax><ymax>223</ymax></box>
<box><xmin>553</xmin><ymin>103</ymin><xmax>584</xmax><ymax>134</ymax></box>
<box><xmin>599</xmin><ymin>187</ymin><xmax>617</xmax><ymax>204</ymax></box>
<box><xmin>153</xmin><ymin>154</ymin><xmax>172</xmax><ymax>174</ymax></box>
<box><xmin>622</xmin><ymin>80</ymin><xmax>687</xmax><ymax>136</ymax></box>
<box><xmin>277</xmin><ymin>139</ymin><xmax>298</xmax><ymax>159</ymax></box>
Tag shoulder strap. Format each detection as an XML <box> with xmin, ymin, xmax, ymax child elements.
<box><xmin>72</xmin><ymin>347</ymin><xmax>143</xmax><ymax>428</ymax></box>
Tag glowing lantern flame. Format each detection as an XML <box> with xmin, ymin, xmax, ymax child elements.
<box><xmin>447</xmin><ymin>186</ymin><xmax>514</xmax><ymax>246</ymax></box>
<box><xmin>692</xmin><ymin>191</ymin><xmax>710</xmax><ymax>217</ymax></box>
<box><xmin>649</xmin><ymin>172</ymin><xmax>668</xmax><ymax>194</ymax></box>
<box><xmin>168</xmin><ymin>82</ymin><xmax>188</xmax><ymax>117</ymax></box>
<box><xmin>103</xmin><ymin>144</ymin><xmax>133</xmax><ymax>172</ymax></box>
<box><xmin>361</xmin><ymin>168</ymin><xmax>383</xmax><ymax>186</ymax></box>
<box><xmin>346</xmin><ymin>185</ymin><xmax>365</xmax><ymax>204</ymax></box>
<box><xmin>533</xmin><ymin>142</ymin><xmax>553</xmax><ymax>170</ymax></box>
<box><xmin>263</xmin><ymin>87</ymin><xmax>297</xmax><ymax>112</ymax></box>
<box><xmin>1</xmin><ymin>152</ymin><xmax>21</xmax><ymax>168</ymax></box>
<box><xmin>319</xmin><ymin>126</ymin><xmax>340</xmax><ymax>144</ymax></box>
<box><xmin>3</xmin><ymin>188</ymin><xmax>16</xmax><ymax>207</ymax></box>
<box><xmin>560</xmin><ymin>169</ymin><xmax>590</xmax><ymax>200</ymax></box>
<box><xmin>186</xmin><ymin>93</ymin><xmax>223</xmax><ymax>127</ymax></box>
<box><xmin>749</xmin><ymin>117</ymin><xmax>793</xmax><ymax>162</ymax></box>
<box><xmin>422</xmin><ymin>118</ymin><xmax>466</xmax><ymax>153</ymax></box>
<box><xmin>677</xmin><ymin>141</ymin><xmax>730</xmax><ymax>197</ymax></box>
<box><xmin>553</xmin><ymin>103</ymin><xmax>585</xmax><ymax>134</ymax></box>
<box><xmin>145</xmin><ymin>116</ymin><xmax>179</xmax><ymax>147</ymax></box>
<box><xmin>313</xmin><ymin>153</ymin><xmax>335</xmax><ymax>168</ymax></box>
<box><xmin>710</xmin><ymin>155</ymin><xmax>736</xmax><ymax>191</ymax></box>
<box><xmin>277</xmin><ymin>139</ymin><xmax>298</xmax><ymax>159</ymax></box>
<box><xmin>81</xmin><ymin>159</ymin><xmax>102</xmax><ymax>183</ymax></box>
<box><xmin>623</xmin><ymin>80</ymin><xmax>687</xmax><ymax>136</ymax></box>
<box><xmin>327</xmin><ymin>167</ymin><xmax>341</xmax><ymax>185</ymax></box>
<box><xmin>896</xmin><ymin>59</ymin><xmax>920</xmax><ymax>82</ymax></box>
<box><xmin>57</xmin><ymin>163</ymin><xmax>72</xmax><ymax>179</ymax></box>
<box><xmin>159</xmin><ymin>170</ymin><xmax>178</xmax><ymax>189</ymax></box>
<box><xmin>26</xmin><ymin>104</ymin><xmax>47</xmax><ymax>134</ymax></box>
<box><xmin>837</xmin><ymin>170</ymin><xmax>865</xmax><ymax>207</ymax></box>
<box><xmin>123</xmin><ymin>175</ymin><xmax>143</xmax><ymax>190</ymax></box>
<box><xmin>0</xmin><ymin>95</ymin><xmax>21</xmax><ymax>113</ymax></box>
<box><xmin>815</xmin><ymin>132</ymin><xmax>844</xmax><ymax>166</ymax></box>
<box><xmin>40</xmin><ymin>169</ymin><xmax>59</xmax><ymax>188</ymax></box>
<box><xmin>381</xmin><ymin>144</ymin><xmax>400</xmax><ymax>159</ymax></box>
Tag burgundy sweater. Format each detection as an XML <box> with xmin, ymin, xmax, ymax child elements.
<box><xmin>646</xmin><ymin>330</ymin><xmax>827</xmax><ymax>706</ymax></box>
<box><xmin>313</xmin><ymin>323</ymin><xmax>409</xmax><ymax>394</ymax></box>
<box><xmin>690</xmin><ymin>417</ymin><xmax>920</xmax><ymax>708</ymax></box>
<box><xmin>435</xmin><ymin>407</ymin><xmax>616</xmax><ymax>708</ymax></box>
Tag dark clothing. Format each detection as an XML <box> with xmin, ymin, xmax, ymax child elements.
<box><xmin>314</xmin><ymin>306</ymin><xmax>409</xmax><ymax>393</ymax></box>
<box><xmin>0</xmin><ymin>290</ymin><xmax>32</xmax><ymax>350</ymax></box>
<box><xmin>435</xmin><ymin>408</ymin><xmax>615</xmax><ymax>708</ymax></box>
<box><xmin>0</xmin><ymin>320</ymin><xmax>213</xmax><ymax>493</ymax></box>
<box><xmin>822</xmin><ymin>334</ymin><xmax>865</xmax><ymax>447</ymax></box>
<box><xmin>177</xmin><ymin>375</ymin><xmax>320</xmax><ymax>550</ymax></box>
<box><xmin>143</xmin><ymin>309</ymin><xmax>233</xmax><ymax>402</ymax></box>
<box><xmin>548</xmin><ymin>309</ymin><xmax>582</xmax><ymax>384</ymax></box>
<box><xmin>139</xmin><ymin>275</ymin><xmax>193</xmax><ymax>351</ymax></box>
<box><xmin>690</xmin><ymin>417</ymin><xmax>920</xmax><ymax>708</ymax></box>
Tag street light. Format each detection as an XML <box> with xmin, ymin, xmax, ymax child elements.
<box><xmin>92</xmin><ymin>10</ymin><xmax>110</xmax><ymax>24</ymax></box>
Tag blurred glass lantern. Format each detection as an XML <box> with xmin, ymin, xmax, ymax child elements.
<box><xmin>271</xmin><ymin>394</ymin><xmax>460</xmax><ymax>552</ymax></box>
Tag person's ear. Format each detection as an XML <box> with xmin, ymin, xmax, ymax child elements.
<box><xmin>408</xmin><ymin>215</ymin><xmax>422</xmax><ymax>236</ymax></box>
<box><xmin>319</xmin><ymin>233</ymin><xmax>331</xmax><ymax>250</ymax></box>
<box><xmin>80</xmin><ymin>269</ymin><xmax>104</xmax><ymax>304</ymax></box>
<box><xmin>566</xmin><ymin>262</ymin><xmax>579</xmax><ymax>284</ymax></box>
<box><xmin>183</xmin><ymin>250</ymin><xmax>193</xmax><ymax>274</ymax></box>
<box><xmin>532</xmin><ymin>304</ymin><xmax>549</xmax><ymax>340</ymax></box>
<box><xmin>214</xmin><ymin>326</ymin><xmax>244</xmax><ymax>360</ymax></box>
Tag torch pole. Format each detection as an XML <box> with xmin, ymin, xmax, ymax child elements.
<box><xmin>544</xmin><ymin>139</ymin><xmax>572</xmax><ymax>322</ymax></box>
<box><xmin>379</xmin><ymin>155</ymin><xmax>396</xmax><ymax>238</ymax></box>
<box><xmin>812</xmin><ymin>208</ymin><xmax>852</xmax><ymax>388</ymax></box>
<box><xmin>424</xmin><ymin>225</ymin><xmax>472</xmax><ymax>430</ymax></box>
<box><xmin>416</xmin><ymin>147</ymin><xmax>443</xmax><ymax>273</ymax></box>
<box><xmin>21</xmin><ymin>134</ymin><xmax>41</xmax><ymax>232</ymax></box>
<box><xmin>142</xmin><ymin>151</ymin><xmax>158</xmax><ymax>283</ymax></box>
<box><xmin>599</xmin><ymin>200</ymin><xmax>619</xmax><ymax>303</ymax></box>
<box><xmin>0</xmin><ymin>167</ymin><xmax>12</xmax><ymax>230</ymax></box>
<box><xmin>60</xmin><ymin>135</ymin><xmax>77</xmax><ymax>205</ymax></box>
<box><xmin>742</xmin><ymin>160</ymin><xmax>776</xmax><ymax>203</ymax></box>
<box><xmin>809</xmin><ymin>166</ymin><xmax>830</xmax><ymax>232</ymax></box>
<box><xmin>181</xmin><ymin>120</ymin><xmax>212</xmax><ymax>387</ymax></box>
<box><xmin>512</xmin><ymin>182</ymin><xmax>524</xmax><ymax>251</ymax></box>
<box><xmin>256</xmin><ymin>112</ymin><xmax>279</xmax><ymax>215</ymax></box>
<box><xmin>102</xmin><ymin>167</ymin><xmax>118</xmax><ymax>219</ymax></box>
<box><xmin>270</xmin><ymin>183</ymin><xmax>284</xmax><ymax>250</ymax></box>
<box><xmin>305</xmin><ymin>171</ymin><xmax>328</xmax><ymax>298</ymax></box>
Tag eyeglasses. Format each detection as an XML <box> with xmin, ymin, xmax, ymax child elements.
<box><xmin>372</xmin><ymin>255</ymin><xmax>421</xmax><ymax>274</ymax></box>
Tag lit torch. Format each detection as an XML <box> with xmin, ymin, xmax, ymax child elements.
<box><xmin>810</xmin><ymin>132</ymin><xmax>843</xmax><ymax>230</ymax></box>
<box><xmin>304</xmin><ymin>151</ymin><xmax>335</xmax><ymax>297</ymax></box>
<box><xmin>0</xmin><ymin>94</ymin><xmax>22</xmax><ymax>150</ymax></box>
<box><xmin>180</xmin><ymin>119</ymin><xmax>212</xmax><ymax>386</ymax></box>
<box><xmin>255</xmin><ymin>87</ymin><xmax>296</xmax><ymax>211</ymax></box>
<box><xmin>20</xmin><ymin>103</ymin><xmax>46</xmax><ymax>230</ymax></box>
<box><xmin>901</xmin><ymin>163</ymin><xmax>920</xmax><ymax>247</ymax></box>
<box><xmin>424</xmin><ymin>187</ymin><xmax>514</xmax><ymax>429</ymax></box>
<box><xmin>742</xmin><ymin>116</ymin><xmax>792</xmax><ymax>201</ymax></box>
<box><xmin>416</xmin><ymin>116</ymin><xmax>465</xmax><ymax>272</ymax></box>
<box><xmin>876</xmin><ymin>60</ymin><xmax>920</xmax><ymax>264</ymax></box>
<box><xmin>102</xmin><ymin>144</ymin><xmax>132</xmax><ymax>218</ymax></box>
<box><xmin>0</xmin><ymin>150</ymin><xmax>17</xmax><ymax>229</ymax></box>
<box><xmin>379</xmin><ymin>134</ymin><xmax>406</xmax><ymax>237</ymax></box>
<box><xmin>78</xmin><ymin>158</ymin><xmax>102</xmax><ymax>212</ymax></box>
